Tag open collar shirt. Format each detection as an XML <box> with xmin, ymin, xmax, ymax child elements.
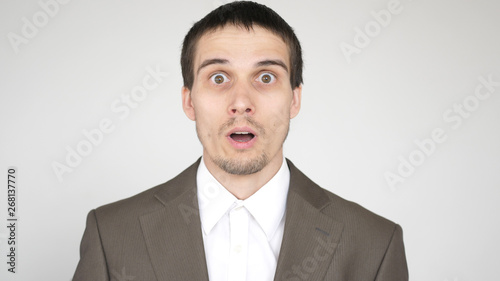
<box><xmin>196</xmin><ymin>157</ymin><xmax>290</xmax><ymax>281</ymax></box>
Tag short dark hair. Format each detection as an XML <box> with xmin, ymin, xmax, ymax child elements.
<box><xmin>181</xmin><ymin>1</ymin><xmax>303</xmax><ymax>90</ymax></box>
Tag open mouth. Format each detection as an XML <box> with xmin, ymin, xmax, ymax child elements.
<box><xmin>229</xmin><ymin>132</ymin><xmax>255</xmax><ymax>142</ymax></box>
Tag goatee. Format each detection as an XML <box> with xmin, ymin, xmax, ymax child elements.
<box><xmin>212</xmin><ymin>153</ymin><xmax>269</xmax><ymax>175</ymax></box>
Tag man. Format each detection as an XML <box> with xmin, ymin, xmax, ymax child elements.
<box><xmin>73</xmin><ymin>1</ymin><xmax>408</xmax><ymax>280</ymax></box>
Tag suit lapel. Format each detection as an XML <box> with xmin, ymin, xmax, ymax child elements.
<box><xmin>140</xmin><ymin>159</ymin><xmax>209</xmax><ymax>281</ymax></box>
<box><xmin>274</xmin><ymin>160</ymin><xmax>344</xmax><ymax>281</ymax></box>
<box><xmin>138</xmin><ymin>158</ymin><xmax>343</xmax><ymax>280</ymax></box>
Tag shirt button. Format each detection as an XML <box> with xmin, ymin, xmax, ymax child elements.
<box><xmin>233</xmin><ymin>245</ymin><xmax>242</xmax><ymax>253</ymax></box>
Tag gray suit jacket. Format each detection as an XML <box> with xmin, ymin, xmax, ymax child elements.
<box><xmin>73</xmin><ymin>159</ymin><xmax>408</xmax><ymax>280</ymax></box>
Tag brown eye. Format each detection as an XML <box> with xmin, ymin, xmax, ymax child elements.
<box><xmin>259</xmin><ymin>73</ymin><xmax>275</xmax><ymax>84</ymax></box>
<box><xmin>211</xmin><ymin>73</ymin><xmax>228</xmax><ymax>84</ymax></box>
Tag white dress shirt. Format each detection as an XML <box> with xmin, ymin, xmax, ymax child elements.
<box><xmin>197</xmin><ymin>157</ymin><xmax>290</xmax><ymax>281</ymax></box>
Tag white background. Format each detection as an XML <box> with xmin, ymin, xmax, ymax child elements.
<box><xmin>1</xmin><ymin>0</ymin><xmax>499</xmax><ymax>280</ymax></box>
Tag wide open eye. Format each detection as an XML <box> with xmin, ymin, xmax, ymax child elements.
<box><xmin>258</xmin><ymin>72</ymin><xmax>276</xmax><ymax>84</ymax></box>
<box><xmin>210</xmin><ymin>73</ymin><xmax>229</xmax><ymax>84</ymax></box>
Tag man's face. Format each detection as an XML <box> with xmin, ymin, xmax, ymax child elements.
<box><xmin>182</xmin><ymin>24</ymin><xmax>301</xmax><ymax>175</ymax></box>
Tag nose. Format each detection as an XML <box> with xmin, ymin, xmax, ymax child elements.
<box><xmin>228</xmin><ymin>80</ymin><xmax>255</xmax><ymax>116</ymax></box>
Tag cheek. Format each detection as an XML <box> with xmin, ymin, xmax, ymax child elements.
<box><xmin>193</xmin><ymin>106</ymin><xmax>222</xmax><ymax>139</ymax></box>
<box><xmin>262</xmin><ymin>100</ymin><xmax>291</xmax><ymax>130</ymax></box>
<box><xmin>193</xmin><ymin>91</ymin><xmax>226</xmax><ymax>112</ymax></box>
<box><xmin>263</xmin><ymin>109</ymin><xmax>290</xmax><ymax>135</ymax></box>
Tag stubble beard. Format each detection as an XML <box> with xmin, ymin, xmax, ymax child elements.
<box><xmin>213</xmin><ymin>152</ymin><xmax>270</xmax><ymax>175</ymax></box>
<box><xmin>196</xmin><ymin>116</ymin><xmax>289</xmax><ymax>175</ymax></box>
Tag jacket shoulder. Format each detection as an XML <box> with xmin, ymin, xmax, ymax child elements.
<box><xmin>287</xmin><ymin>159</ymin><xmax>398</xmax><ymax>235</ymax></box>
<box><xmin>93</xmin><ymin>159</ymin><xmax>200</xmax><ymax>222</ymax></box>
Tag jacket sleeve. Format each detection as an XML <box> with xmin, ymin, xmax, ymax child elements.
<box><xmin>73</xmin><ymin>210</ymin><xmax>110</xmax><ymax>281</ymax></box>
<box><xmin>374</xmin><ymin>224</ymin><xmax>409</xmax><ymax>281</ymax></box>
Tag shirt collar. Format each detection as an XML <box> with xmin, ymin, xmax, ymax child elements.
<box><xmin>197</xmin><ymin>157</ymin><xmax>290</xmax><ymax>240</ymax></box>
<box><xmin>196</xmin><ymin>158</ymin><xmax>236</xmax><ymax>236</ymax></box>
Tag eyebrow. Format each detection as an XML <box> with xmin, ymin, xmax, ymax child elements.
<box><xmin>197</xmin><ymin>58</ymin><xmax>229</xmax><ymax>75</ymax></box>
<box><xmin>255</xmin><ymin>59</ymin><xmax>289</xmax><ymax>73</ymax></box>
<box><xmin>196</xmin><ymin>58</ymin><xmax>289</xmax><ymax>75</ymax></box>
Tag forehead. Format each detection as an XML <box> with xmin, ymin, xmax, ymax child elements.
<box><xmin>194</xmin><ymin>24</ymin><xmax>290</xmax><ymax>69</ymax></box>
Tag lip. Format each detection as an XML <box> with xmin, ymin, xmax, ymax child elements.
<box><xmin>227</xmin><ymin>126</ymin><xmax>257</xmax><ymax>137</ymax></box>
<box><xmin>226</xmin><ymin>126</ymin><xmax>258</xmax><ymax>149</ymax></box>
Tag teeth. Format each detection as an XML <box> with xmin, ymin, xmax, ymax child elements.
<box><xmin>233</xmin><ymin>132</ymin><xmax>250</xmax><ymax>134</ymax></box>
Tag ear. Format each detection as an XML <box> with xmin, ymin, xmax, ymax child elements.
<box><xmin>182</xmin><ymin>86</ymin><xmax>196</xmax><ymax>121</ymax></box>
<box><xmin>289</xmin><ymin>85</ymin><xmax>302</xmax><ymax>119</ymax></box>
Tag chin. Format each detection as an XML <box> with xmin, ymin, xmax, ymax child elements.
<box><xmin>212</xmin><ymin>153</ymin><xmax>270</xmax><ymax>175</ymax></box>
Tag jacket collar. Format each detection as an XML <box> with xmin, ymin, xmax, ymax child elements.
<box><xmin>140</xmin><ymin>158</ymin><xmax>210</xmax><ymax>280</ymax></box>
<box><xmin>140</xmin><ymin>158</ymin><xmax>344</xmax><ymax>281</ymax></box>
<box><xmin>273</xmin><ymin>159</ymin><xmax>344</xmax><ymax>280</ymax></box>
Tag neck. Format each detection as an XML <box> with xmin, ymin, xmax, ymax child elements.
<box><xmin>203</xmin><ymin>151</ymin><xmax>284</xmax><ymax>200</ymax></box>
